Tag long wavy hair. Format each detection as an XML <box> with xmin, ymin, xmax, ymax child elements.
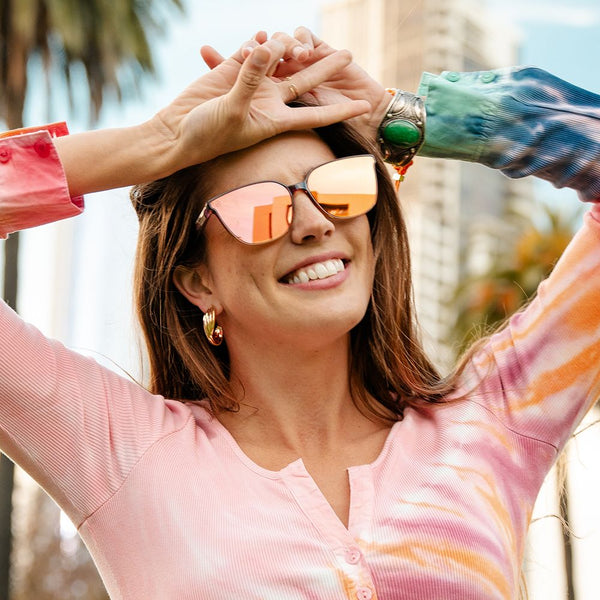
<box><xmin>130</xmin><ymin>119</ymin><xmax>458</xmax><ymax>421</ymax></box>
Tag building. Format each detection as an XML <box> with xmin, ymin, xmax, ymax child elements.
<box><xmin>321</xmin><ymin>0</ymin><xmax>532</xmax><ymax>368</ymax></box>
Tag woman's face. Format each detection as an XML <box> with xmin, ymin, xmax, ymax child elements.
<box><xmin>189</xmin><ymin>131</ymin><xmax>375</xmax><ymax>350</ymax></box>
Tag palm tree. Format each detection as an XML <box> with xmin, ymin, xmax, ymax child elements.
<box><xmin>0</xmin><ymin>1</ymin><xmax>183</xmax><ymax>597</ymax></box>
<box><xmin>450</xmin><ymin>201</ymin><xmax>582</xmax><ymax>599</ymax></box>
<box><xmin>451</xmin><ymin>203</ymin><xmax>578</xmax><ymax>354</ymax></box>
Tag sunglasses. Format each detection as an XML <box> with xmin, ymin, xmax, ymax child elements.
<box><xmin>195</xmin><ymin>154</ymin><xmax>378</xmax><ymax>244</ymax></box>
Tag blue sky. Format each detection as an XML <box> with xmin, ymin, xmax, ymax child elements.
<box><xmin>488</xmin><ymin>0</ymin><xmax>600</xmax><ymax>90</ymax></box>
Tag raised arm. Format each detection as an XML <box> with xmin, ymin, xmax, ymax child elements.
<box><xmin>270</xmin><ymin>28</ymin><xmax>600</xmax><ymax>201</ymax></box>
<box><xmin>420</xmin><ymin>67</ymin><xmax>600</xmax><ymax>454</ymax></box>
<box><xmin>1</xmin><ymin>35</ymin><xmax>370</xmax><ymax>238</ymax></box>
<box><xmin>54</xmin><ymin>42</ymin><xmax>368</xmax><ymax>198</ymax></box>
<box><xmin>275</xmin><ymin>28</ymin><xmax>600</xmax><ymax>455</ymax></box>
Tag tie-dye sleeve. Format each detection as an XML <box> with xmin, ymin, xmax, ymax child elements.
<box><xmin>420</xmin><ymin>67</ymin><xmax>600</xmax><ymax>451</ymax></box>
<box><xmin>418</xmin><ymin>67</ymin><xmax>600</xmax><ymax>202</ymax></box>
<box><xmin>459</xmin><ymin>207</ymin><xmax>600</xmax><ymax>453</ymax></box>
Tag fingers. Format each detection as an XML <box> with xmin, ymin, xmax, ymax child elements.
<box><xmin>231</xmin><ymin>31</ymin><xmax>269</xmax><ymax>63</ymax></box>
<box><xmin>270</xmin><ymin>31</ymin><xmax>311</xmax><ymax>63</ymax></box>
<box><xmin>200</xmin><ymin>35</ymin><xmax>268</xmax><ymax>70</ymax></box>
<box><xmin>273</xmin><ymin>28</ymin><xmax>338</xmax><ymax>79</ymax></box>
<box><xmin>254</xmin><ymin>30</ymin><xmax>268</xmax><ymax>44</ymax></box>
<box><xmin>240</xmin><ymin>40</ymin><xmax>260</xmax><ymax>60</ymax></box>
<box><xmin>293</xmin><ymin>26</ymin><xmax>319</xmax><ymax>50</ymax></box>
<box><xmin>232</xmin><ymin>30</ymin><xmax>310</xmax><ymax>67</ymax></box>
<box><xmin>294</xmin><ymin>26</ymin><xmax>336</xmax><ymax>60</ymax></box>
<box><xmin>240</xmin><ymin>33</ymin><xmax>265</xmax><ymax>60</ymax></box>
<box><xmin>279</xmin><ymin>49</ymin><xmax>353</xmax><ymax>103</ymax></box>
<box><xmin>228</xmin><ymin>43</ymin><xmax>283</xmax><ymax>111</ymax></box>
<box><xmin>200</xmin><ymin>45</ymin><xmax>225</xmax><ymax>70</ymax></box>
<box><xmin>283</xmin><ymin>101</ymin><xmax>371</xmax><ymax>131</ymax></box>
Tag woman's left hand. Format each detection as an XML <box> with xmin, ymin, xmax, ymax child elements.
<box><xmin>152</xmin><ymin>35</ymin><xmax>371</xmax><ymax>172</ymax></box>
<box><xmin>55</xmin><ymin>34</ymin><xmax>370</xmax><ymax>197</ymax></box>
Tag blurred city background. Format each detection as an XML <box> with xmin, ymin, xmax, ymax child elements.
<box><xmin>1</xmin><ymin>0</ymin><xmax>599</xmax><ymax>598</ymax></box>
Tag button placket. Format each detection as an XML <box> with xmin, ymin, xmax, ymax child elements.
<box><xmin>282</xmin><ymin>458</ymin><xmax>382</xmax><ymax>598</ymax></box>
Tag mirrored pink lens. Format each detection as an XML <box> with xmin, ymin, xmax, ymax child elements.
<box><xmin>210</xmin><ymin>182</ymin><xmax>292</xmax><ymax>243</ymax></box>
<box><xmin>307</xmin><ymin>155</ymin><xmax>377</xmax><ymax>219</ymax></box>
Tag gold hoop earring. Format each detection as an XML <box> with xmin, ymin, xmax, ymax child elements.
<box><xmin>203</xmin><ymin>307</ymin><xmax>223</xmax><ymax>346</ymax></box>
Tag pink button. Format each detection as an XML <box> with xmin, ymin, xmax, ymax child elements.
<box><xmin>345</xmin><ymin>547</ymin><xmax>361</xmax><ymax>565</ymax></box>
<box><xmin>356</xmin><ymin>587</ymin><xmax>373</xmax><ymax>600</ymax></box>
<box><xmin>34</xmin><ymin>140</ymin><xmax>50</xmax><ymax>158</ymax></box>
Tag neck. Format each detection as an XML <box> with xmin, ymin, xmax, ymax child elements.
<box><xmin>218</xmin><ymin>332</ymin><xmax>377</xmax><ymax>456</ymax></box>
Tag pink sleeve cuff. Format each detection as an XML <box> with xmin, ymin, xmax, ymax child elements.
<box><xmin>0</xmin><ymin>123</ymin><xmax>84</xmax><ymax>239</ymax></box>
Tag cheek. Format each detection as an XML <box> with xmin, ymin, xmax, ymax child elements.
<box><xmin>204</xmin><ymin>228</ymin><xmax>244</xmax><ymax>295</ymax></box>
<box><xmin>350</xmin><ymin>216</ymin><xmax>375</xmax><ymax>268</ymax></box>
<box><xmin>357</xmin><ymin>220</ymin><xmax>376</xmax><ymax>294</ymax></box>
<box><xmin>206</xmin><ymin>235</ymin><xmax>276</xmax><ymax>303</ymax></box>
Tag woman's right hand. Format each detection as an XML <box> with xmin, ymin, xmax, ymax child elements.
<box><xmin>270</xmin><ymin>27</ymin><xmax>390</xmax><ymax>144</ymax></box>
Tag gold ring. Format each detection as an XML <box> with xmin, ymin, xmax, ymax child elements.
<box><xmin>285</xmin><ymin>76</ymin><xmax>299</xmax><ymax>101</ymax></box>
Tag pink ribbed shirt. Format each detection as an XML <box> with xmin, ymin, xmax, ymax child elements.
<box><xmin>1</xmin><ymin>130</ymin><xmax>600</xmax><ymax>600</ymax></box>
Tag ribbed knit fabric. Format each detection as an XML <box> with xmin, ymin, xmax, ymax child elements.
<box><xmin>1</xmin><ymin>68</ymin><xmax>600</xmax><ymax>599</ymax></box>
<box><xmin>418</xmin><ymin>66</ymin><xmax>600</xmax><ymax>202</ymax></box>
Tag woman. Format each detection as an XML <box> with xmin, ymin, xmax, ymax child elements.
<box><xmin>1</xmin><ymin>28</ymin><xmax>600</xmax><ymax>599</ymax></box>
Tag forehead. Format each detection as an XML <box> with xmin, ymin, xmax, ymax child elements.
<box><xmin>206</xmin><ymin>131</ymin><xmax>336</xmax><ymax>197</ymax></box>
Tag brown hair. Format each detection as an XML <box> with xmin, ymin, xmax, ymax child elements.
<box><xmin>131</xmin><ymin>119</ymin><xmax>457</xmax><ymax>421</ymax></box>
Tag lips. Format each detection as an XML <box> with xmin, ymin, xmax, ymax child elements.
<box><xmin>284</xmin><ymin>258</ymin><xmax>346</xmax><ymax>284</ymax></box>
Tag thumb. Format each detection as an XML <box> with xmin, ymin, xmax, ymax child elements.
<box><xmin>227</xmin><ymin>45</ymin><xmax>272</xmax><ymax>107</ymax></box>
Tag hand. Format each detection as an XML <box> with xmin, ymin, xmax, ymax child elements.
<box><xmin>270</xmin><ymin>27</ymin><xmax>390</xmax><ymax>144</ymax></box>
<box><xmin>151</xmin><ymin>35</ymin><xmax>370</xmax><ymax>173</ymax></box>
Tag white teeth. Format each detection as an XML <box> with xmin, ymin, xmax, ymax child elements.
<box><xmin>315</xmin><ymin>263</ymin><xmax>328</xmax><ymax>278</ymax></box>
<box><xmin>286</xmin><ymin>259</ymin><xmax>346</xmax><ymax>284</ymax></box>
<box><xmin>325</xmin><ymin>260</ymin><xmax>338</xmax><ymax>275</ymax></box>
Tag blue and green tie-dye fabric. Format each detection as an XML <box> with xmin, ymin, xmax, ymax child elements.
<box><xmin>418</xmin><ymin>66</ymin><xmax>600</xmax><ymax>202</ymax></box>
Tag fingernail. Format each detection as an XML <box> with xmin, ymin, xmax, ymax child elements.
<box><xmin>251</xmin><ymin>48</ymin><xmax>268</xmax><ymax>67</ymax></box>
<box><xmin>292</xmin><ymin>46</ymin><xmax>307</xmax><ymax>61</ymax></box>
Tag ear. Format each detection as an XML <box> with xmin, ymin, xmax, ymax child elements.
<box><xmin>173</xmin><ymin>265</ymin><xmax>221</xmax><ymax>313</ymax></box>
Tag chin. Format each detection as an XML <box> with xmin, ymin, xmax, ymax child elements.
<box><xmin>288</xmin><ymin>305</ymin><xmax>368</xmax><ymax>346</ymax></box>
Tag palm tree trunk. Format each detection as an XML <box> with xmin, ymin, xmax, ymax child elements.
<box><xmin>0</xmin><ymin>231</ymin><xmax>19</xmax><ymax>600</ymax></box>
<box><xmin>0</xmin><ymin>457</ymin><xmax>14</xmax><ymax>600</ymax></box>
<box><xmin>557</xmin><ymin>457</ymin><xmax>575</xmax><ymax>600</ymax></box>
<box><xmin>0</xmin><ymin>33</ymin><xmax>26</xmax><ymax>589</ymax></box>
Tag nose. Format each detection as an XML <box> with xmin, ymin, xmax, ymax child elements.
<box><xmin>289</xmin><ymin>191</ymin><xmax>335</xmax><ymax>244</ymax></box>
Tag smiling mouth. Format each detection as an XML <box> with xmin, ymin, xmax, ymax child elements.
<box><xmin>283</xmin><ymin>258</ymin><xmax>346</xmax><ymax>284</ymax></box>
